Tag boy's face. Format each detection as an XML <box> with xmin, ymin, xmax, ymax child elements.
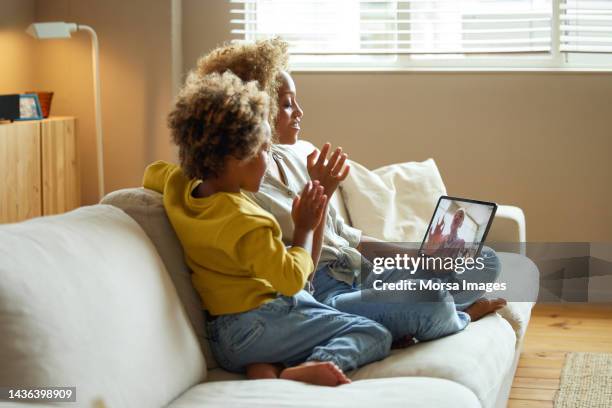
<box><xmin>239</xmin><ymin>121</ymin><xmax>272</xmax><ymax>192</ymax></box>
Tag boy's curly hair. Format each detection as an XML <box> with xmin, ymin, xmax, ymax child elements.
<box><xmin>168</xmin><ymin>70</ymin><xmax>269</xmax><ymax>180</ymax></box>
<box><xmin>196</xmin><ymin>38</ymin><xmax>289</xmax><ymax>141</ymax></box>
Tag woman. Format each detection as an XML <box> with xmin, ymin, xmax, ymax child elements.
<box><xmin>196</xmin><ymin>38</ymin><xmax>506</xmax><ymax>345</ymax></box>
<box><xmin>425</xmin><ymin>208</ymin><xmax>468</xmax><ymax>258</ymax></box>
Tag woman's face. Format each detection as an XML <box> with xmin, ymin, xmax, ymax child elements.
<box><xmin>275</xmin><ymin>71</ymin><xmax>303</xmax><ymax>145</ymax></box>
<box><xmin>451</xmin><ymin>210</ymin><xmax>465</xmax><ymax>231</ymax></box>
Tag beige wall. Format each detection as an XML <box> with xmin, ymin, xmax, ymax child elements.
<box><xmin>2</xmin><ymin>0</ymin><xmax>178</xmax><ymax>206</ymax></box>
<box><xmin>183</xmin><ymin>1</ymin><xmax>612</xmax><ymax>242</ymax></box>
<box><xmin>294</xmin><ymin>72</ymin><xmax>612</xmax><ymax>242</ymax></box>
<box><xmin>3</xmin><ymin>1</ymin><xmax>610</xmax><ymax>241</ymax></box>
<box><xmin>0</xmin><ymin>0</ymin><xmax>37</xmax><ymax>93</ymax></box>
<box><xmin>32</xmin><ymin>0</ymin><xmax>176</xmax><ymax>205</ymax></box>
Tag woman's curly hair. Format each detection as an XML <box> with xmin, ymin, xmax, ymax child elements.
<box><xmin>196</xmin><ymin>38</ymin><xmax>289</xmax><ymax>141</ymax></box>
<box><xmin>168</xmin><ymin>70</ymin><xmax>269</xmax><ymax>180</ymax></box>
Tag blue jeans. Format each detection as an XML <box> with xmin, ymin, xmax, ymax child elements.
<box><xmin>312</xmin><ymin>247</ymin><xmax>502</xmax><ymax>342</ymax></box>
<box><xmin>206</xmin><ymin>290</ymin><xmax>392</xmax><ymax>373</ymax></box>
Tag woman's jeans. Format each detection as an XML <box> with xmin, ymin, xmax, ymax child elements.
<box><xmin>312</xmin><ymin>247</ymin><xmax>502</xmax><ymax>342</ymax></box>
<box><xmin>206</xmin><ymin>290</ymin><xmax>392</xmax><ymax>374</ymax></box>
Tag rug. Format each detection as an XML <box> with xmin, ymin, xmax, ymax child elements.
<box><xmin>554</xmin><ymin>352</ymin><xmax>612</xmax><ymax>407</ymax></box>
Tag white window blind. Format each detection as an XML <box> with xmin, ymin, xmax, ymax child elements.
<box><xmin>560</xmin><ymin>0</ymin><xmax>612</xmax><ymax>52</ymax></box>
<box><xmin>230</xmin><ymin>0</ymin><xmax>553</xmax><ymax>54</ymax></box>
<box><xmin>229</xmin><ymin>0</ymin><xmax>612</xmax><ymax>67</ymax></box>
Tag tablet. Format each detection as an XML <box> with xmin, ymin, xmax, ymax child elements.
<box><xmin>419</xmin><ymin>196</ymin><xmax>497</xmax><ymax>259</ymax></box>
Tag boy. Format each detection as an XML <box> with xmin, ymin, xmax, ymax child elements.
<box><xmin>143</xmin><ymin>71</ymin><xmax>391</xmax><ymax>386</ymax></box>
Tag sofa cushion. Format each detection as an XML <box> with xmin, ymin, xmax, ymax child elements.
<box><xmin>0</xmin><ymin>205</ymin><xmax>206</xmax><ymax>408</ymax></box>
<box><xmin>101</xmin><ymin>188</ymin><xmax>218</xmax><ymax>369</ymax></box>
<box><xmin>349</xmin><ymin>313</ymin><xmax>516</xmax><ymax>408</ymax></box>
<box><xmin>495</xmin><ymin>252</ymin><xmax>538</xmax><ymax>342</ymax></box>
<box><xmin>339</xmin><ymin>157</ymin><xmax>447</xmax><ymax>242</ymax></box>
<box><xmin>205</xmin><ymin>313</ymin><xmax>517</xmax><ymax>407</ymax></box>
<box><xmin>168</xmin><ymin>377</ymin><xmax>480</xmax><ymax>408</ymax></box>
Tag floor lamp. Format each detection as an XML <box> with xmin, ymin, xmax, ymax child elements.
<box><xmin>27</xmin><ymin>22</ymin><xmax>105</xmax><ymax>200</ymax></box>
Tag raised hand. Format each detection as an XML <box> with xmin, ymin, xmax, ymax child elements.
<box><xmin>306</xmin><ymin>143</ymin><xmax>350</xmax><ymax>197</ymax></box>
<box><xmin>424</xmin><ymin>217</ymin><xmax>446</xmax><ymax>253</ymax></box>
<box><xmin>291</xmin><ymin>180</ymin><xmax>328</xmax><ymax>231</ymax></box>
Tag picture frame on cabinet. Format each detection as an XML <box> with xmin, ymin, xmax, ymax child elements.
<box><xmin>18</xmin><ymin>93</ymin><xmax>43</xmax><ymax>121</ymax></box>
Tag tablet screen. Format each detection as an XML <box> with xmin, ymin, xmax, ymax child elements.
<box><xmin>420</xmin><ymin>196</ymin><xmax>497</xmax><ymax>259</ymax></box>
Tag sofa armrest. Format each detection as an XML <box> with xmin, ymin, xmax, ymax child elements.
<box><xmin>487</xmin><ymin>205</ymin><xmax>526</xmax><ymax>254</ymax></box>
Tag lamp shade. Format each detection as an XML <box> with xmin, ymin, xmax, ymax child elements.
<box><xmin>26</xmin><ymin>22</ymin><xmax>77</xmax><ymax>39</ymax></box>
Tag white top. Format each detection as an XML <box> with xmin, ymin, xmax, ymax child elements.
<box><xmin>246</xmin><ymin>143</ymin><xmax>362</xmax><ymax>285</ymax></box>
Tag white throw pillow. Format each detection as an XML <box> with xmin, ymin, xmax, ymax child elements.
<box><xmin>340</xmin><ymin>158</ymin><xmax>447</xmax><ymax>242</ymax></box>
<box><xmin>0</xmin><ymin>205</ymin><xmax>206</xmax><ymax>408</ymax></box>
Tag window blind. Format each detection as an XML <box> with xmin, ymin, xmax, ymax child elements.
<box><xmin>229</xmin><ymin>0</ymin><xmax>553</xmax><ymax>55</ymax></box>
<box><xmin>560</xmin><ymin>0</ymin><xmax>612</xmax><ymax>52</ymax></box>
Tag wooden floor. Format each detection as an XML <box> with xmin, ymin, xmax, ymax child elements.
<box><xmin>508</xmin><ymin>303</ymin><xmax>612</xmax><ymax>408</ymax></box>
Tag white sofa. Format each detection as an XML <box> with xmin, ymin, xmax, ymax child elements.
<box><xmin>0</xmin><ymin>173</ymin><xmax>538</xmax><ymax>408</ymax></box>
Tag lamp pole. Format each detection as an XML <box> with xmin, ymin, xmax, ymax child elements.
<box><xmin>26</xmin><ymin>22</ymin><xmax>105</xmax><ymax>200</ymax></box>
<box><xmin>78</xmin><ymin>25</ymin><xmax>105</xmax><ymax>200</ymax></box>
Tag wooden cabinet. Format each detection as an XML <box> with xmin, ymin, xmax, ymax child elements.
<box><xmin>0</xmin><ymin>117</ymin><xmax>79</xmax><ymax>224</ymax></box>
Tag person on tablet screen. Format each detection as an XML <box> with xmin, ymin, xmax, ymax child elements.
<box><xmin>425</xmin><ymin>208</ymin><xmax>470</xmax><ymax>258</ymax></box>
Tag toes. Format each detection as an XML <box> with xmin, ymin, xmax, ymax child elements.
<box><xmin>329</xmin><ymin>363</ymin><xmax>350</xmax><ymax>384</ymax></box>
<box><xmin>492</xmin><ymin>298</ymin><xmax>507</xmax><ymax>308</ymax></box>
<box><xmin>336</xmin><ymin>372</ymin><xmax>351</xmax><ymax>384</ymax></box>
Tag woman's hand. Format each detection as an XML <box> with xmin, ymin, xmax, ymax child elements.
<box><xmin>424</xmin><ymin>217</ymin><xmax>446</xmax><ymax>254</ymax></box>
<box><xmin>306</xmin><ymin>143</ymin><xmax>350</xmax><ymax>197</ymax></box>
<box><xmin>291</xmin><ymin>181</ymin><xmax>328</xmax><ymax>232</ymax></box>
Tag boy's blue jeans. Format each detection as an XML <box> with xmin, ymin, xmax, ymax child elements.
<box><xmin>206</xmin><ymin>290</ymin><xmax>392</xmax><ymax>374</ymax></box>
<box><xmin>312</xmin><ymin>247</ymin><xmax>502</xmax><ymax>342</ymax></box>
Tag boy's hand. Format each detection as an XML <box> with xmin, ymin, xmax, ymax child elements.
<box><xmin>307</xmin><ymin>143</ymin><xmax>350</xmax><ymax>197</ymax></box>
<box><xmin>292</xmin><ymin>181</ymin><xmax>327</xmax><ymax>231</ymax></box>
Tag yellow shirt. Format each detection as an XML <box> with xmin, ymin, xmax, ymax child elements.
<box><xmin>142</xmin><ymin>161</ymin><xmax>314</xmax><ymax>315</ymax></box>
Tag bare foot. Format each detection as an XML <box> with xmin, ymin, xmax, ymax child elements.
<box><xmin>280</xmin><ymin>361</ymin><xmax>351</xmax><ymax>386</ymax></box>
<box><xmin>465</xmin><ymin>298</ymin><xmax>507</xmax><ymax>322</ymax></box>
<box><xmin>246</xmin><ymin>363</ymin><xmax>283</xmax><ymax>380</ymax></box>
<box><xmin>391</xmin><ymin>334</ymin><xmax>416</xmax><ymax>349</ymax></box>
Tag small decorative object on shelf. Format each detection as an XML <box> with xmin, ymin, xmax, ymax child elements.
<box><xmin>18</xmin><ymin>93</ymin><xmax>43</xmax><ymax>121</ymax></box>
<box><xmin>0</xmin><ymin>94</ymin><xmax>20</xmax><ymax>121</ymax></box>
<box><xmin>27</xmin><ymin>91</ymin><xmax>54</xmax><ymax>118</ymax></box>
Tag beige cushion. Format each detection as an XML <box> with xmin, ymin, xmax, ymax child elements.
<box><xmin>205</xmin><ymin>313</ymin><xmax>517</xmax><ymax>408</ymax></box>
<box><xmin>168</xmin><ymin>377</ymin><xmax>480</xmax><ymax>408</ymax></box>
<box><xmin>101</xmin><ymin>188</ymin><xmax>218</xmax><ymax>369</ymax></box>
<box><xmin>350</xmin><ymin>313</ymin><xmax>516</xmax><ymax>408</ymax></box>
<box><xmin>0</xmin><ymin>205</ymin><xmax>206</xmax><ymax>408</ymax></box>
<box><xmin>340</xmin><ymin>158</ymin><xmax>446</xmax><ymax>242</ymax></box>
